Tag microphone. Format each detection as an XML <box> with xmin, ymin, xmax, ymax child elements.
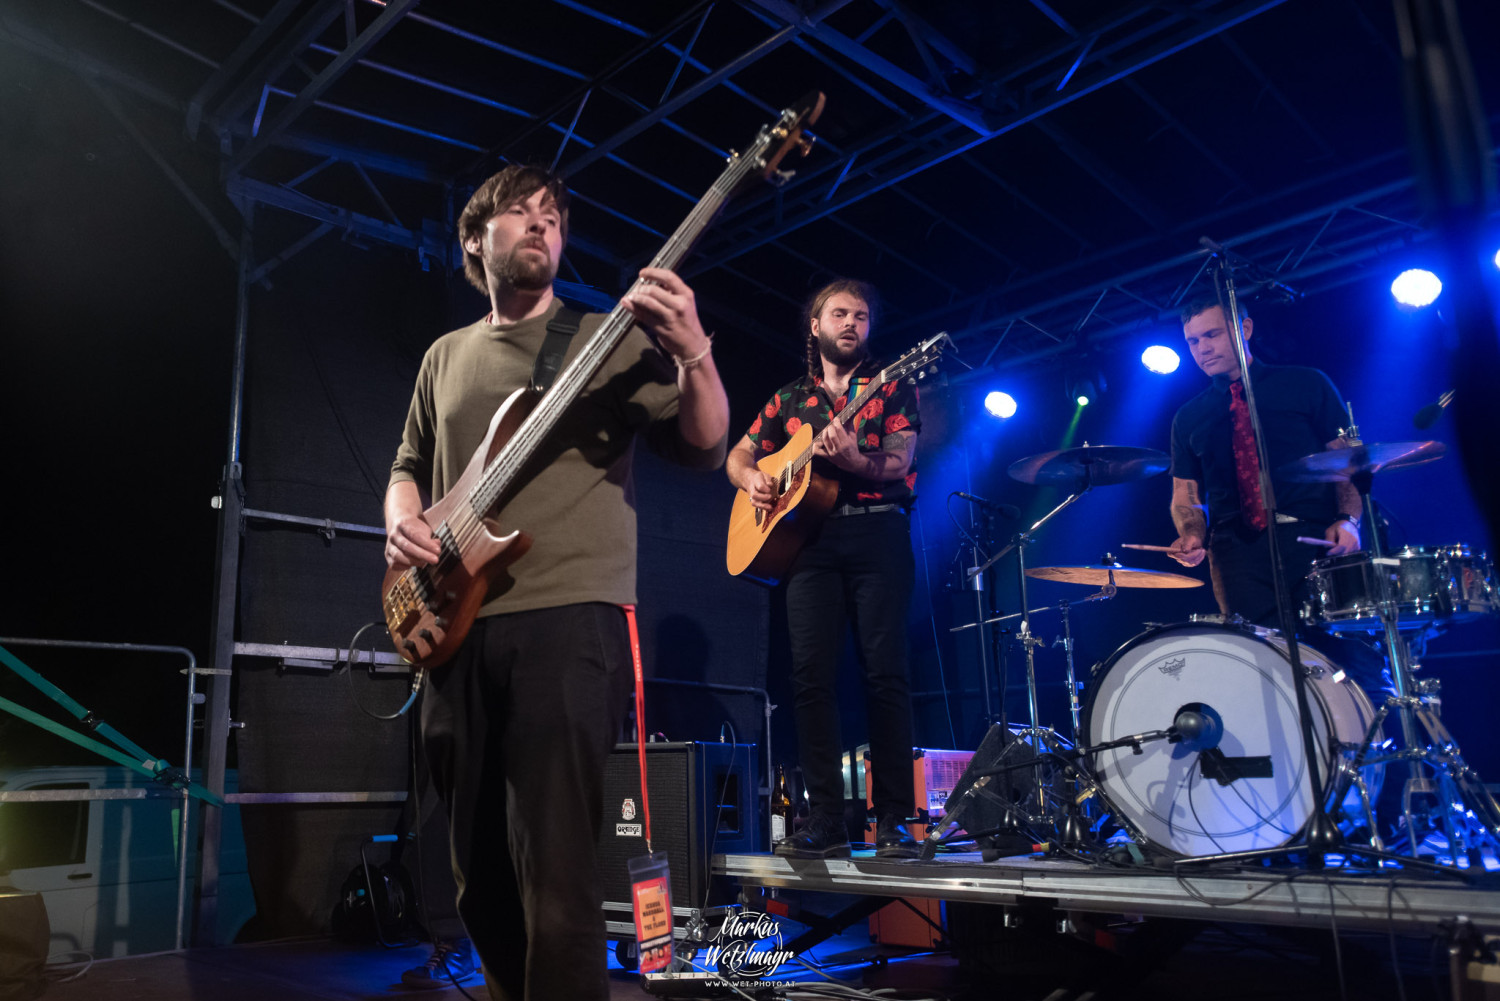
<box><xmin>1413</xmin><ymin>389</ymin><xmax>1454</xmax><ymax>429</ymax></box>
<box><xmin>1169</xmin><ymin>705</ymin><xmax>1223</xmax><ymax>753</ymax></box>
<box><xmin>955</xmin><ymin>492</ymin><xmax>1020</xmax><ymax>519</ymax></box>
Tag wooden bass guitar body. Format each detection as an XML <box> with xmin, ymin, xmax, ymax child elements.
<box><xmin>381</xmin><ymin>388</ymin><xmax>537</xmax><ymax>667</ymax></box>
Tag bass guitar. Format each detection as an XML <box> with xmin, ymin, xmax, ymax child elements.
<box><xmin>383</xmin><ymin>92</ymin><xmax>826</xmax><ymax>668</ymax></box>
<box><xmin>725</xmin><ymin>332</ymin><xmax>950</xmax><ymax>585</ymax></box>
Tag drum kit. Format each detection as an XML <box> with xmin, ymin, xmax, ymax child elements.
<box><xmin>929</xmin><ymin>434</ymin><xmax>1500</xmax><ymax>871</ymax></box>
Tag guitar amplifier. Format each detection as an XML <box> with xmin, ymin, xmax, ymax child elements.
<box><xmin>598</xmin><ymin>742</ymin><xmax>758</xmax><ymax>938</ymax></box>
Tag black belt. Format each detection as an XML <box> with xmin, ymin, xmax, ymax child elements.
<box><xmin>829</xmin><ymin>503</ymin><xmax>905</xmax><ymax>518</ymax></box>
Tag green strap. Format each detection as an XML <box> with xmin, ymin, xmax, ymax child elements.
<box><xmin>0</xmin><ymin>694</ymin><xmax>224</xmax><ymax>806</ymax></box>
<box><xmin>0</xmin><ymin>643</ymin><xmax>223</xmax><ymax>806</ymax></box>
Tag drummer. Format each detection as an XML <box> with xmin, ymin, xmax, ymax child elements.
<box><xmin>1165</xmin><ymin>297</ymin><xmax>1364</xmax><ymax>625</ymax></box>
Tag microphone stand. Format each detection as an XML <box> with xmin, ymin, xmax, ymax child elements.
<box><xmin>1178</xmin><ymin>243</ymin><xmax>1339</xmax><ymax>865</ymax></box>
<box><xmin>1176</xmin><ymin>244</ymin><xmax>1455</xmax><ymax>877</ymax></box>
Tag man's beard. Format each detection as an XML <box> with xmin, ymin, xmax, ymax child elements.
<box><xmin>486</xmin><ymin>243</ymin><xmax>555</xmax><ymax>292</ymax></box>
<box><xmin>818</xmin><ymin>328</ymin><xmax>868</xmax><ymax>367</ymax></box>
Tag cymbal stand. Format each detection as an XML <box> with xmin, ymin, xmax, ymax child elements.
<box><xmin>968</xmin><ymin>479</ymin><xmax>1093</xmax><ymax>817</ymax></box>
<box><xmin>1327</xmin><ymin>417</ymin><xmax>1500</xmax><ymax>865</ymax></box>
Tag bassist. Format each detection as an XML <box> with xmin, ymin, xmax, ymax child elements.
<box><xmin>725</xmin><ymin>279</ymin><xmax>921</xmax><ymax>859</ymax></box>
<box><xmin>384</xmin><ymin>165</ymin><xmax>728</xmax><ymax>1001</ymax></box>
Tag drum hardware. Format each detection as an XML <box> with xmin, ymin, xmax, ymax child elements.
<box><xmin>954</xmin><ymin>449</ymin><xmax>1172</xmax><ymax>812</ymax></box>
<box><xmin>1281</xmin><ymin>417</ymin><xmax>1500</xmax><ymax>864</ymax></box>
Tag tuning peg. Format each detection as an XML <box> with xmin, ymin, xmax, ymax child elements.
<box><xmin>725</xmin><ymin>148</ymin><xmax>739</xmax><ymax>165</ymax></box>
<box><xmin>772</xmin><ymin>169</ymin><xmax>796</xmax><ymax>186</ymax></box>
<box><xmin>796</xmin><ymin>135</ymin><xmax>816</xmax><ymax>157</ymax></box>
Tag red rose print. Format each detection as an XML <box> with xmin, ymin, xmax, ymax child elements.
<box><xmin>749</xmin><ymin>415</ymin><xmax>762</xmax><ymax>435</ymax></box>
<box><xmin>861</xmin><ymin>399</ymin><xmax>884</xmax><ymax>422</ymax></box>
<box><xmin>765</xmin><ymin>394</ymin><xmax>782</xmax><ymax>418</ymax></box>
<box><xmin>856</xmin><ymin>491</ymin><xmax>882</xmax><ymax>501</ymax></box>
<box><xmin>865</xmin><ymin>433</ymin><xmax>879</xmax><ymax>448</ymax></box>
<box><xmin>883</xmin><ymin>382</ymin><xmax>898</xmax><ymax>397</ymax></box>
<box><xmin>785</xmin><ymin>417</ymin><xmax>802</xmax><ymax>435</ymax></box>
<box><xmin>762</xmin><ymin>439</ymin><xmax>775</xmax><ymax>452</ymax></box>
<box><xmin>806</xmin><ymin>396</ymin><xmax>820</xmax><ymax>409</ymax></box>
<box><xmin>884</xmin><ymin>413</ymin><xmax>910</xmax><ymax>434</ymax></box>
<box><xmin>905</xmin><ymin>472</ymin><xmax>918</xmax><ymax>490</ymax></box>
<box><xmin>833</xmin><ymin>395</ymin><xmax>847</xmax><ymax>411</ymax></box>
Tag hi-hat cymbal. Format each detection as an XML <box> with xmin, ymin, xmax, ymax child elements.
<box><xmin>1277</xmin><ymin>440</ymin><xmax>1446</xmax><ymax>483</ymax></box>
<box><xmin>1008</xmin><ymin>444</ymin><xmax>1170</xmax><ymax>487</ymax></box>
<box><xmin>1026</xmin><ymin>563</ymin><xmax>1204</xmax><ymax>589</ymax></box>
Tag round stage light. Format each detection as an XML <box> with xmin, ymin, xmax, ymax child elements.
<box><xmin>1141</xmin><ymin>345</ymin><xmax>1181</xmax><ymax>374</ymax></box>
<box><xmin>1076</xmin><ymin>395</ymin><xmax>1091</xmax><ymax>407</ymax></box>
<box><xmin>1493</xmin><ymin>248</ymin><xmax>1500</xmax><ymax>270</ymax></box>
<box><xmin>1390</xmin><ymin>269</ymin><xmax>1442</xmax><ymax>308</ymax></box>
<box><xmin>984</xmin><ymin>391</ymin><xmax>1017</xmax><ymax>419</ymax></box>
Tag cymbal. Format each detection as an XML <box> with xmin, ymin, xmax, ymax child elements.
<box><xmin>1026</xmin><ymin>563</ymin><xmax>1204</xmax><ymax>589</ymax></box>
<box><xmin>1277</xmin><ymin>440</ymin><xmax>1446</xmax><ymax>483</ymax></box>
<box><xmin>1008</xmin><ymin>444</ymin><xmax>1170</xmax><ymax>487</ymax></box>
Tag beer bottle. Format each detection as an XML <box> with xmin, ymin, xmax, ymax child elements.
<box><xmin>771</xmin><ymin>765</ymin><xmax>792</xmax><ymax>843</ymax></box>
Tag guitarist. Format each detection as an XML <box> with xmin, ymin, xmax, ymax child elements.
<box><xmin>725</xmin><ymin>279</ymin><xmax>921</xmax><ymax>859</ymax></box>
<box><xmin>384</xmin><ymin>165</ymin><xmax>728</xmax><ymax>1001</ymax></box>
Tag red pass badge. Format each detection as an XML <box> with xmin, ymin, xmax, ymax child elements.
<box><xmin>629</xmin><ymin>852</ymin><xmax>673</xmax><ymax>974</ymax></box>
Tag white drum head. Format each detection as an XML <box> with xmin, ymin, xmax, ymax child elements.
<box><xmin>1087</xmin><ymin>624</ymin><xmax>1364</xmax><ymax>857</ymax></box>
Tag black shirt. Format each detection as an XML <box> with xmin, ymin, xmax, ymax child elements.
<box><xmin>1169</xmin><ymin>360</ymin><xmax>1347</xmax><ymax>532</ymax></box>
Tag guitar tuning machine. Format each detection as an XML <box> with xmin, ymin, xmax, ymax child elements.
<box><xmin>725</xmin><ymin>148</ymin><xmax>738</xmax><ymax>165</ymax></box>
<box><xmin>771</xmin><ymin>168</ymin><xmax>795</xmax><ymax>186</ymax></box>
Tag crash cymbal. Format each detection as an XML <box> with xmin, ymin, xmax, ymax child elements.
<box><xmin>1008</xmin><ymin>444</ymin><xmax>1170</xmax><ymax>487</ymax></box>
<box><xmin>1025</xmin><ymin>562</ymin><xmax>1204</xmax><ymax>589</ymax></box>
<box><xmin>1277</xmin><ymin>440</ymin><xmax>1446</xmax><ymax>483</ymax></box>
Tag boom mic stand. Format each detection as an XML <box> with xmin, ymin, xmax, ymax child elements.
<box><xmin>1176</xmin><ymin>243</ymin><xmax>1454</xmax><ymax>877</ymax></box>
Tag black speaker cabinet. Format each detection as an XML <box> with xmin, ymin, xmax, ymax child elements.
<box><xmin>598</xmin><ymin>742</ymin><xmax>758</xmax><ymax>937</ymax></box>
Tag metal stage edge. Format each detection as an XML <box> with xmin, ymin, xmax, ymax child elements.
<box><xmin>715</xmin><ymin>850</ymin><xmax>1500</xmax><ymax>934</ymax></box>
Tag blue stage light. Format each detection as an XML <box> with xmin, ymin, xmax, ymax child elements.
<box><xmin>1493</xmin><ymin>248</ymin><xmax>1500</xmax><ymax>270</ymax></box>
<box><xmin>1390</xmin><ymin>269</ymin><xmax>1442</xmax><ymax>308</ymax></box>
<box><xmin>1141</xmin><ymin>345</ymin><xmax>1180</xmax><ymax>374</ymax></box>
<box><xmin>984</xmin><ymin>391</ymin><xmax>1017</xmax><ymax>419</ymax></box>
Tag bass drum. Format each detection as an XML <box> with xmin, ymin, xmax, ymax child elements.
<box><xmin>1085</xmin><ymin>620</ymin><xmax>1383</xmax><ymax>858</ymax></box>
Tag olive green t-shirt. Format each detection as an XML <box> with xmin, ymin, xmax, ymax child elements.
<box><xmin>390</xmin><ymin>299</ymin><xmax>726</xmax><ymax>617</ymax></box>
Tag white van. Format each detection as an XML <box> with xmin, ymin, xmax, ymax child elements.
<box><xmin>0</xmin><ymin>766</ymin><xmax>255</xmax><ymax>958</ymax></box>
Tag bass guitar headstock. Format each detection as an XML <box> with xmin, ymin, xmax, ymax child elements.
<box><xmin>722</xmin><ymin>91</ymin><xmax>826</xmax><ymax>197</ymax></box>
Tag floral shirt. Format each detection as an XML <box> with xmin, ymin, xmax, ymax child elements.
<box><xmin>743</xmin><ymin>365</ymin><xmax>921</xmax><ymax>508</ymax></box>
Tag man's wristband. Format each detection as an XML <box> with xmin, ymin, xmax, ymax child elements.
<box><xmin>1334</xmin><ymin>514</ymin><xmax>1361</xmax><ymax>530</ymax></box>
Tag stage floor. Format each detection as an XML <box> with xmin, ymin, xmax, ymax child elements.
<box><xmin>717</xmin><ymin>847</ymin><xmax>1500</xmax><ymax>934</ymax></box>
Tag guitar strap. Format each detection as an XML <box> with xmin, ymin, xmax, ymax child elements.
<box><xmin>530</xmin><ymin>306</ymin><xmax>585</xmax><ymax>393</ymax></box>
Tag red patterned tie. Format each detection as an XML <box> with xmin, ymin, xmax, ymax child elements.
<box><xmin>1229</xmin><ymin>381</ymin><xmax>1267</xmax><ymax>531</ymax></box>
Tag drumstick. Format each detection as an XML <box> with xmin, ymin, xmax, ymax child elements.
<box><xmin>1121</xmin><ymin>543</ymin><xmax>1173</xmax><ymax>552</ymax></box>
<box><xmin>1297</xmin><ymin>535</ymin><xmax>1337</xmax><ymax>548</ymax></box>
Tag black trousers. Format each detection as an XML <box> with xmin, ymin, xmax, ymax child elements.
<box><xmin>1209</xmin><ymin>520</ymin><xmax>1392</xmax><ymax>694</ymax></box>
<box><xmin>785</xmin><ymin>510</ymin><xmax>916</xmax><ymax>823</ymax></box>
<box><xmin>1208</xmin><ymin>520</ymin><xmax>1325</xmax><ymax>629</ymax></box>
<box><xmin>419</xmin><ymin>604</ymin><xmax>633</xmax><ymax>1001</ymax></box>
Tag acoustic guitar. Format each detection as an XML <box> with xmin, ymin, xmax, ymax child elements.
<box><xmin>383</xmin><ymin>92</ymin><xmax>826</xmax><ymax>668</ymax></box>
<box><xmin>725</xmin><ymin>332</ymin><xmax>950</xmax><ymax>585</ymax></box>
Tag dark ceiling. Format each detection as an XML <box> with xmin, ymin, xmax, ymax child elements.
<box><xmin>4</xmin><ymin>0</ymin><xmax>1497</xmax><ymax>369</ymax></box>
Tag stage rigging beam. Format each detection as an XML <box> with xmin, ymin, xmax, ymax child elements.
<box><xmin>186</xmin><ymin>0</ymin><xmax>304</xmax><ymax>138</ymax></box>
<box><xmin>686</xmin><ymin>0</ymin><xmax>1286</xmax><ymax>278</ymax></box>
<box><xmin>206</xmin><ymin>0</ymin><xmax>344</xmax><ymax>135</ymax></box>
<box><xmin>741</xmin><ymin>0</ymin><xmax>989</xmax><ymax>133</ymax></box>
<box><xmin>227</xmin><ymin>0</ymin><xmax>421</xmax><ymax>174</ymax></box>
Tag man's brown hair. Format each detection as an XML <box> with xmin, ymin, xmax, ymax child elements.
<box><xmin>457</xmin><ymin>165</ymin><xmax>571</xmax><ymax>294</ymax></box>
<box><xmin>801</xmin><ymin>278</ymin><xmax>880</xmax><ymax>379</ymax></box>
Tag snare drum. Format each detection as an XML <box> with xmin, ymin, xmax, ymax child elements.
<box><xmin>1303</xmin><ymin>544</ymin><xmax>1497</xmax><ymax>633</ymax></box>
<box><xmin>1086</xmin><ymin>621</ymin><xmax>1382</xmax><ymax>858</ymax></box>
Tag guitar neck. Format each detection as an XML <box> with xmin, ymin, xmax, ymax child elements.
<box><xmin>467</xmin><ymin>181</ymin><xmax>743</xmax><ymax>518</ymax></box>
<box><xmin>786</xmin><ymin>376</ymin><xmax>886</xmax><ymax>478</ymax></box>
